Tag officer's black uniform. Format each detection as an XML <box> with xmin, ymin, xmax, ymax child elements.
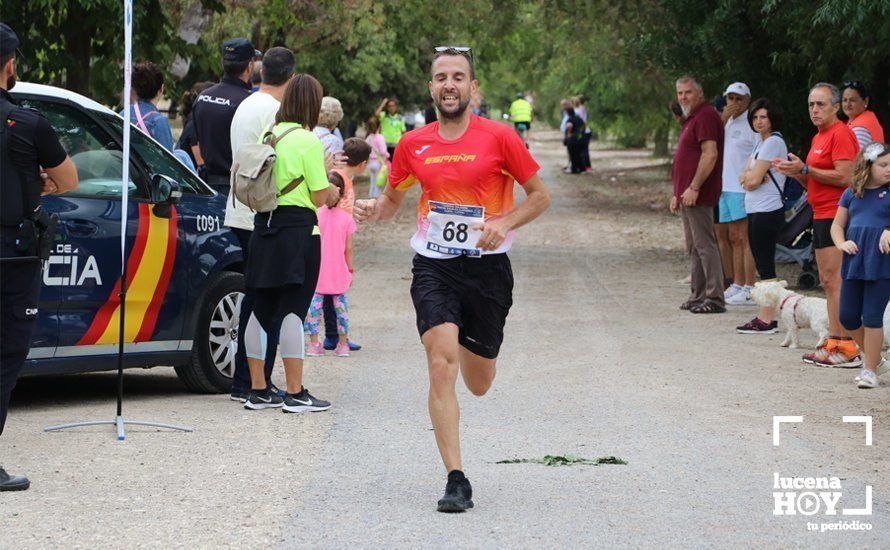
<box><xmin>0</xmin><ymin>87</ymin><xmax>66</xmax><ymax>437</ymax></box>
<box><xmin>192</xmin><ymin>39</ymin><xmax>255</xmax><ymax>194</ymax></box>
<box><xmin>192</xmin><ymin>75</ymin><xmax>250</xmax><ymax>191</ymax></box>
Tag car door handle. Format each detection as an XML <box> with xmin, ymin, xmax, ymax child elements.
<box><xmin>65</xmin><ymin>219</ymin><xmax>99</xmax><ymax>236</ymax></box>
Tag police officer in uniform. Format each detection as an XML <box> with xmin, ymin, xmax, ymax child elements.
<box><xmin>192</xmin><ymin>38</ymin><xmax>258</xmax><ymax>193</ymax></box>
<box><xmin>0</xmin><ymin>23</ymin><xmax>78</xmax><ymax>491</ymax></box>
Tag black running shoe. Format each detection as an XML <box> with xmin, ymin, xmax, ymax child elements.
<box><xmin>268</xmin><ymin>382</ymin><xmax>286</xmax><ymax>399</ymax></box>
<box><xmin>736</xmin><ymin>317</ymin><xmax>778</xmax><ymax>334</ymax></box>
<box><xmin>230</xmin><ymin>390</ymin><xmax>249</xmax><ymax>403</ymax></box>
<box><xmin>437</xmin><ymin>471</ymin><xmax>474</xmax><ymax>513</ymax></box>
<box><xmin>282</xmin><ymin>387</ymin><xmax>331</xmax><ymax>413</ymax></box>
<box><xmin>244</xmin><ymin>388</ymin><xmax>284</xmax><ymax>410</ymax></box>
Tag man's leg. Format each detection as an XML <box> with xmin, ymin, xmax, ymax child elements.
<box><xmin>230</xmin><ymin>228</ymin><xmax>253</xmax><ymax>397</ymax></box>
<box><xmin>681</xmin><ymin>206</ymin><xmax>706</xmax><ymax>304</ymax></box>
<box><xmin>422</xmin><ymin>323</ymin><xmax>463</xmax><ymax>472</ymax></box>
<box><xmin>459</xmin><ymin>347</ymin><xmax>497</xmax><ymax>397</ymax></box>
<box><xmin>687</xmin><ymin>204</ymin><xmax>725</xmax><ymax>305</ymax></box>
<box><xmin>815</xmin><ymin>246</ymin><xmax>845</xmax><ymax>337</ymax></box>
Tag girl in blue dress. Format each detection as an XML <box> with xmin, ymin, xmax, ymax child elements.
<box><xmin>831</xmin><ymin>142</ymin><xmax>890</xmax><ymax>388</ymax></box>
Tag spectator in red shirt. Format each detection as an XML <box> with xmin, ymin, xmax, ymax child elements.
<box><xmin>671</xmin><ymin>75</ymin><xmax>726</xmax><ymax>313</ymax></box>
<box><xmin>777</xmin><ymin>82</ymin><xmax>861</xmax><ymax>368</ymax></box>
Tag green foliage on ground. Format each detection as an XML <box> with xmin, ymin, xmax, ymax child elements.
<box><xmin>10</xmin><ymin>0</ymin><xmax>889</xmax><ymax>148</ymax></box>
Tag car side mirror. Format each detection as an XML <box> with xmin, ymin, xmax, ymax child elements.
<box><xmin>151</xmin><ymin>173</ymin><xmax>182</xmax><ymax>218</ymax></box>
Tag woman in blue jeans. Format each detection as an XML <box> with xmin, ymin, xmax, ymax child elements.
<box><xmin>831</xmin><ymin>142</ymin><xmax>890</xmax><ymax>389</ymax></box>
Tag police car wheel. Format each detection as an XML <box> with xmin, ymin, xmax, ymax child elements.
<box><xmin>175</xmin><ymin>271</ymin><xmax>244</xmax><ymax>393</ymax></box>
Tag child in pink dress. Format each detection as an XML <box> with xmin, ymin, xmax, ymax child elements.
<box><xmin>306</xmin><ymin>172</ymin><xmax>357</xmax><ymax>357</ymax></box>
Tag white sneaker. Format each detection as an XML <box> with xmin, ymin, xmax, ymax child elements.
<box><xmin>855</xmin><ymin>358</ymin><xmax>888</xmax><ymax>381</ymax></box>
<box><xmin>726</xmin><ymin>286</ymin><xmax>755</xmax><ymax>306</ymax></box>
<box><xmin>857</xmin><ymin>368</ymin><xmax>878</xmax><ymax>389</ymax></box>
<box><xmin>724</xmin><ymin>284</ymin><xmax>742</xmax><ymax>300</ymax></box>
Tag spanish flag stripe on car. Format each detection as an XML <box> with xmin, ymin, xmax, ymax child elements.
<box><xmin>77</xmin><ymin>204</ymin><xmax>178</xmax><ymax>345</ymax></box>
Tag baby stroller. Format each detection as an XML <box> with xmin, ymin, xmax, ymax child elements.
<box><xmin>774</xmin><ymin>192</ymin><xmax>819</xmax><ymax>289</ymax></box>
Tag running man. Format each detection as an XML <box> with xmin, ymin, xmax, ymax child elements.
<box><xmin>509</xmin><ymin>92</ymin><xmax>533</xmax><ymax>146</ymax></box>
<box><xmin>354</xmin><ymin>47</ymin><xmax>551</xmax><ymax>512</ymax></box>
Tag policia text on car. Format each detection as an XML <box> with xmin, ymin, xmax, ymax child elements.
<box><xmin>0</xmin><ymin>22</ymin><xmax>78</xmax><ymax>491</ymax></box>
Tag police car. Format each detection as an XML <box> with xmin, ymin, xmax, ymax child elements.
<box><xmin>12</xmin><ymin>83</ymin><xmax>244</xmax><ymax>393</ymax></box>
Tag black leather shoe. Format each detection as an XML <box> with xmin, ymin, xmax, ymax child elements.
<box><xmin>0</xmin><ymin>467</ymin><xmax>30</xmax><ymax>491</ymax></box>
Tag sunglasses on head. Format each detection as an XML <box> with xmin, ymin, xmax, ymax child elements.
<box><xmin>434</xmin><ymin>46</ymin><xmax>474</xmax><ymax>63</ymax></box>
<box><xmin>843</xmin><ymin>80</ymin><xmax>868</xmax><ymax>94</ymax></box>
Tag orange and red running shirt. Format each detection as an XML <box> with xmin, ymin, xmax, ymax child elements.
<box><xmin>388</xmin><ymin>115</ymin><xmax>540</xmax><ymax>259</ymax></box>
<box><xmin>806</xmin><ymin>120</ymin><xmax>859</xmax><ymax>220</ymax></box>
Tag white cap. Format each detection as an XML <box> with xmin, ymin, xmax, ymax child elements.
<box><xmin>724</xmin><ymin>82</ymin><xmax>750</xmax><ymax>97</ymax></box>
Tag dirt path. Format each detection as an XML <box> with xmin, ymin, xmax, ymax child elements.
<box><xmin>2</xmin><ymin>129</ymin><xmax>888</xmax><ymax>548</ymax></box>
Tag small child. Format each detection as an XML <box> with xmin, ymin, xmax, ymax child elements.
<box><xmin>365</xmin><ymin>116</ymin><xmax>390</xmax><ymax>199</ymax></box>
<box><xmin>831</xmin><ymin>142</ymin><xmax>890</xmax><ymax>388</ymax></box>
<box><xmin>306</xmin><ymin>172</ymin><xmax>358</xmax><ymax>357</ymax></box>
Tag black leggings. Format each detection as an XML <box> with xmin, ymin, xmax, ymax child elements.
<box><xmin>747</xmin><ymin>208</ymin><xmax>785</xmax><ymax>280</ymax></box>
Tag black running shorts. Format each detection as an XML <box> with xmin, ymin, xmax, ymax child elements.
<box><xmin>410</xmin><ymin>253</ymin><xmax>514</xmax><ymax>359</ymax></box>
<box><xmin>514</xmin><ymin>121</ymin><xmax>531</xmax><ymax>132</ymax></box>
<box><xmin>812</xmin><ymin>218</ymin><xmax>835</xmax><ymax>249</ymax></box>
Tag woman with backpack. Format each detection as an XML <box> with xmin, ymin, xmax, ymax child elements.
<box><xmin>241</xmin><ymin>74</ymin><xmax>341</xmax><ymax>413</ymax></box>
<box><xmin>735</xmin><ymin>98</ymin><xmax>789</xmax><ymax>334</ymax></box>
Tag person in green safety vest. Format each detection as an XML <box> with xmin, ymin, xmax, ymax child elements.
<box><xmin>375</xmin><ymin>97</ymin><xmax>407</xmax><ymax>159</ymax></box>
<box><xmin>509</xmin><ymin>93</ymin><xmax>533</xmax><ymax>145</ymax></box>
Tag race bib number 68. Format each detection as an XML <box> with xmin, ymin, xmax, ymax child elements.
<box><xmin>425</xmin><ymin>201</ymin><xmax>484</xmax><ymax>257</ymax></box>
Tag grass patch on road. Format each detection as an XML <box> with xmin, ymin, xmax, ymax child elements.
<box><xmin>496</xmin><ymin>454</ymin><xmax>627</xmax><ymax>466</ymax></box>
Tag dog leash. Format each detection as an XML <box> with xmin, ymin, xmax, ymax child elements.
<box><xmin>779</xmin><ymin>295</ymin><xmax>802</xmax><ymax>326</ymax></box>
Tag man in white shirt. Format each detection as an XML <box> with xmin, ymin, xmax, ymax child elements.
<box><xmin>227</xmin><ymin>47</ymin><xmax>295</xmax><ymax>402</ymax></box>
<box><xmin>716</xmin><ymin>82</ymin><xmax>758</xmax><ymax>306</ymax></box>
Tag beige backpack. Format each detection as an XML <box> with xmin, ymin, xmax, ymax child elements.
<box><xmin>230</xmin><ymin>125</ymin><xmax>304</xmax><ymax>213</ymax></box>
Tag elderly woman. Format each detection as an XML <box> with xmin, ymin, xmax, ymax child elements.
<box><xmin>313</xmin><ymin>96</ymin><xmax>345</xmax><ymax>154</ymax></box>
<box><xmin>842</xmin><ymin>81</ymin><xmax>885</xmax><ymax>149</ymax></box>
<box><xmin>776</xmin><ymin>83</ymin><xmax>861</xmax><ymax>368</ymax></box>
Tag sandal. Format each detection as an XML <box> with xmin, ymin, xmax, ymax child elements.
<box><xmin>679</xmin><ymin>300</ymin><xmax>701</xmax><ymax>311</ymax></box>
<box><xmin>690</xmin><ymin>300</ymin><xmax>726</xmax><ymax>314</ymax></box>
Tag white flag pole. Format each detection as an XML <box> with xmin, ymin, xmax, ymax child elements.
<box><xmin>121</xmin><ymin>0</ymin><xmax>132</xmax><ymax>269</ymax></box>
<box><xmin>44</xmin><ymin>0</ymin><xmax>192</xmax><ymax>438</ymax></box>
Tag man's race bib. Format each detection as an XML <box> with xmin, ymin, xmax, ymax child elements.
<box><xmin>425</xmin><ymin>201</ymin><xmax>484</xmax><ymax>257</ymax></box>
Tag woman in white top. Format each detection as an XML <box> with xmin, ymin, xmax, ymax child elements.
<box><xmin>736</xmin><ymin>98</ymin><xmax>788</xmax><ymax>335</ymax></box>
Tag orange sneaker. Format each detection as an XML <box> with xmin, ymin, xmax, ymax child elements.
<box><xmin>815</xmin><ymin>339</ymin><xmax>862</xmax><ymax>368</ymax></box>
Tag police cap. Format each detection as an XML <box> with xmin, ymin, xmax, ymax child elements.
<box><xmin>1</xmin><ymin>23</ymin><xmax>21</xmax><ymax>57</ymax></box>
<box><xmin>221</xmin><ymin>38</ymin><xmax>260</xmax><ymax>63</ymax></box>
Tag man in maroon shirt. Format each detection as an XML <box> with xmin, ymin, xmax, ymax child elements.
<box><xmin>671</xmin><ymin>75</ymin><xmax>726</xmax><ymax>313</ymax></box>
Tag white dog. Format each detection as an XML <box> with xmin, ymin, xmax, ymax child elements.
<box><xmin>750</xmin><ymin>281</ymin><xmax>829</xmax><ymax>349</ymax></box>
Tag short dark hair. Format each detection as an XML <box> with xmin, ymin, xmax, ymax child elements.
<box><xmin>343</xmin><ymin>137</ymin><xmax>371</xmax><ymax>166</ymax></box>
<box><xmin>431</xmin><ymin>48</ymin><xmax>475</xmax><ymax>80</ymax></box>
<box><xmin>262</xmin><ymin>47</ymin><xmax>295</xmax><ymax>86</ymax></box>
<box><xmin>132</xmin><ymin>61</ymin><xmax>164</xmax><ymax>100</ymax></box>
<box><xmin>747</xmin><ymin>97</ymin><xmax>783</xmax><ymax>132</ymax></box>
<box><xmin>223</xmin><ymin>59</ymin><xmax>251</xmax><ymax>78</ymax></box>
<box><xmin>0</xmin><ymin>53</ymin><xmax>13</xmax><ymax>69</ymax></box>
<box><xmin>276</xmin><ymin>73</ymin><xmax>323</xmax><ymax>129</ymax></box>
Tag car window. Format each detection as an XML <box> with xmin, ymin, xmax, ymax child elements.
<box><xmin>19</xmin><ymin>99</ymin><xmax>142</xmax><ymax>199</ymax></box>
<box><xmin>127</xmin><ymin>126</ymin><xmax>205</xmax><ymax>195</ymax></box>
